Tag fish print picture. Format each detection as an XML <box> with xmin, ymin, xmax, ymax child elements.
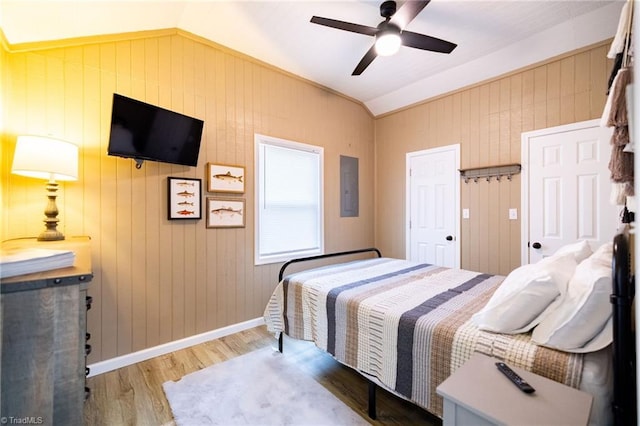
<box><xmin>206</xmin><ymin>197</ymin><xmax>246</xmax><ymax>228</ymax></box>
<box><xmin>167</xmin><ymin>177</ymin><xmax>202</xmax><ymax>220</ymax></box>
<box><xmin>207</xmin><ymin>163</ymin><xmax>245</xmax><ymax>193</ymax></box>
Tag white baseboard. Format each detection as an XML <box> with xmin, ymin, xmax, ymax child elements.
<box><xmin>87</xmin><ymin>317</ymin><xmax>266</xmax><ymax>377</ymax></box>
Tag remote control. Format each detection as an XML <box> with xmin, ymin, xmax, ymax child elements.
<box><xmin>495</xmin><ymin>362</ymin><xmax>535</xmax><ymax>394</ymax></box>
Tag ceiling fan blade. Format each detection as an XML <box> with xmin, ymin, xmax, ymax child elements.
<box><xmin>352</xmin><ymin>45</ymin><xmax>378</xmax><ymax>76</ymax></box>
<box><xmin>401</xmin><ymin>30</ymin><xmax>457</xmax><ymax>54</ymax></box>
<box><xmin>310</xmin><ymin>16</ymin><xmax>378</xmax><ymax>36</ymax></box>
<box><xmin>390</xmin><ymin>0</ymin><xmax>430</xmax><ymax>29</ymax></box>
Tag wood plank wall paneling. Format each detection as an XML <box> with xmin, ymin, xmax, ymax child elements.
<box><xmin>1</xmin><ymin>32</ymin><xmax>375</xmax><ymax>363</ymax></box>
<box><xmin>374</xmin><ymin>42</ymin><xmax>611</xmax><ymax>276</ymax></box>
<box><xmin>1</xmin><ymin>43</ymin><xmax>7</xmax><ymax>243</ymax></box>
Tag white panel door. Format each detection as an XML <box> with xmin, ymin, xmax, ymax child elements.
<box><xmin>524</xmin><ymin>120</ymin><xmax>620</xmax><ymax>263</ymax></box>
<box><xmin>407</xmin><ymin>145</ymin><xmax>459</xmax><ymax>267</ymax></box>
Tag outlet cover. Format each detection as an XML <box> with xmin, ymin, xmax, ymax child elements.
<box><xmin>509</xmin><ymin>208</ymin><xmax>518</xmax><ymax>220</ymax></box>
<box><xmin>462</xmin><ymin>208</ymin><xmax>470</xmax><ymax>219</ymax></box>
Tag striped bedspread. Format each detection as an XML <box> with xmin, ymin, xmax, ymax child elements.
<box><xmin>264</xmin><ymin>257</ymin><xmax>584</xmax><ymax>417</ymax></box>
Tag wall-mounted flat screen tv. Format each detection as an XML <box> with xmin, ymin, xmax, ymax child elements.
<box><xmin>108</xmin><ymin>93</ymin><xmax>204</xmax><ymax>168</ymax></box>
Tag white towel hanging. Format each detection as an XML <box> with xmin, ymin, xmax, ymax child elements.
<box><xmin>609</xmin><ymin>1</ymin><xmax>633</xmax><ymax>60</ymax></box>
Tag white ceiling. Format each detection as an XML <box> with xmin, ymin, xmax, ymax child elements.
<box><xmin>0</xmin><ymin>0</ymin><xmax>625</xmax><ymax>116</ymax></box>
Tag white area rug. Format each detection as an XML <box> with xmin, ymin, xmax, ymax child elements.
<box><xmin>163</xmin><ymin>346</ymin><xmax>369</xmax><ymax>425</ymax></box>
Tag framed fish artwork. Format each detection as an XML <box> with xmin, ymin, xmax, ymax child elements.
<box><xmin>167</xmin><ymin>177</ymin><xmax>202</xmax><ymax>220</ymax></box>
<box><xmin>207</xmin><ymin>163</ymin><xmax>245</xmax><ymax>193</ymax></box>
<box><xmin>206</xmin><ymin>197</ymin><xmax>245</xmax><ymax>228</ymax></box>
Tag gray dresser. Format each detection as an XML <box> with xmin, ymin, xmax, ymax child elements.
<box><xmin>1</xmin><ymin>237</ymin><xmax>93</xmax><ymax>426</ymax></box>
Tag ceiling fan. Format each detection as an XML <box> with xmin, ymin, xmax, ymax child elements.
<box><xmin>310</xmin><ymin>0</ymin><xmax>457</xmax><ymax>75</ymax></box>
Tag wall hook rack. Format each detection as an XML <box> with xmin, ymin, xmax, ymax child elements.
<box><xmin>459</xmin><ymin>163</ymin><xmax>521</xmax><ymax>183</ymax></box>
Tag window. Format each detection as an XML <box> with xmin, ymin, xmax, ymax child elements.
<box><xmin>255</xmin><ymin>134</ymin><xmax>324</xmax><ymax>265</ymax></box>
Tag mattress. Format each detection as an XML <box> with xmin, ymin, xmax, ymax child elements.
<box><xmin>264</xmin><ymin>257</ymin><xmax>613</xmax><ymax>425</ymax></box>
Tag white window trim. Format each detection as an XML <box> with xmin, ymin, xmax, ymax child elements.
<box><xmin>254</xmin><ymin>133</ymin><xmax>324</xmax><ymax>265</ymax></box>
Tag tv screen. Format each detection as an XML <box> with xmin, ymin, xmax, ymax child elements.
<box><xmin>108</xmin><ymin>94</ymin><xmax>204</xmax><ymax>167</ymax></box>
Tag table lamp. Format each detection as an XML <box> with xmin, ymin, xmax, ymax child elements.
<box><xmin>11</xmin><ymin>135</ymin><xmax>78</xmax><ymax>241</ymax></box>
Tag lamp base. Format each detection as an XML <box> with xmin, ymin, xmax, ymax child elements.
<box><xmin>38</xmin><ymin>229</ymin><xmax>65</xmax><ymax>241</ymax></box>
<box><xmin>38</xmin><ymin>180</ymin><xmax>66</xmax><ymax>241</ymax></box>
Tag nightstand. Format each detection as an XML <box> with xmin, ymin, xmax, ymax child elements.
<box><xmin>1</xmin><ymin>237</ymin><xmax>93</xmax><ymax>425</ymax></box>
<box><xmin>436</xmin><ymin>352</ymin><xmax>593</xmax><ymax>426</ymax></box>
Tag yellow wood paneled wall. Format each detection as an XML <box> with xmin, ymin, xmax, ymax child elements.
<box><xmin>0</xmin><ymin>30</ymin><xmax>375</xmax><ymax>362</ymax></box>
<box><xmin>1</xmin><ymin>42</ymin><xmax>7</xmax><ymax>242</ymax></box>
<box><xmin>374</xmin><ymin>42</ymin><xmax>611</xmax><ymax>276</ymax></box>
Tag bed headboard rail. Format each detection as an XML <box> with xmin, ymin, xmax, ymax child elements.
<box><xmin>611</xmin><ymin>229</ymin><xmax>636</xmax><ymax>426</ymax></box>
<box><xmin>278</xmin><ymin>247</ymin><xmax>382</xmax><ymax>282</ymax></box>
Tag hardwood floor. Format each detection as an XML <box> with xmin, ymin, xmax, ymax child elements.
<box><xmin>84</xmin><ymin>325</ymin><xmax>442</xmax><ymax>425</ymax></box>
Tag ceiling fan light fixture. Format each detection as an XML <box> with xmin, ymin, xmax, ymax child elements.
<box><xmin>375</xmin><ymin>29</ymin><xmax>401</xmax><ymax>56</ymax></box>
<box><xmin>311</xmin><ymin>1</ymin><xmax>456</xmax><ymax>75</ymax></box>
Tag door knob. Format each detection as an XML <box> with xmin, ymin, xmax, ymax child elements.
<box><xmin>446</xmin><ymin>235</ymin><xmax>454</xmax><ymax>241</ymax></box>
<box><xmin>531</xmin><ymin>242</ymin><xmax>542</xmax><ymax>249</ymax></box>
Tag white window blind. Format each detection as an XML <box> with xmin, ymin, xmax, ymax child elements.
<box><xmin>255</xmin><ymin>134</ymin><xmax>324</xmax><ymax>265</ymax></box>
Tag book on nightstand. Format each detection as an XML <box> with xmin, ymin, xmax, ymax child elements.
<box><xmin>0</xmin><ymin>247</ymin><xmax>76</xmax><ymax>278</ymax></box>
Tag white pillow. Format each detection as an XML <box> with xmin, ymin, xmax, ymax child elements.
<box><xmin>551</xmin><ymin>240</ymin><xmax>593</xmax><ymax>263</ymax></box>
<box><xmin>588</xmin><ymin>241</ymin><xmax>615</xmax><ymax>268</ymax></box>
<box><xmin>472</xmin><ymin>254</ymin><xmax>577</xmax><ymax>334</ymax></box>
<box><xmin>531</xmin><ymin>243</ymin><xmax>613</xmax><ymax>352</ymax></box>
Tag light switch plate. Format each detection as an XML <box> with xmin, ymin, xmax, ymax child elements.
<box><xmin>509</xmin><ymin>208</ymin><xmax>518</xmax><ymax>220</ymax></box>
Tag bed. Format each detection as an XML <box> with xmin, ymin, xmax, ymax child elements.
<box><xmin>264</xmin><ymin>233</ymin><xmax>636</xmax><ymax>425</ymax></box>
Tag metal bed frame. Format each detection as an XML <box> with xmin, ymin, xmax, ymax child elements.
<box><xmin>276</xmin><ymin>247</ymin><xmax>382</xmax><ymax>418</ymax></box>
<box><xmin>277</xmin><ymin>247</ymin><xmax>382</xmax><ymax>354</ymax></box>
<box><xmin>611</xmin><ymin>229</ymin><xmax>636</xmax><ymax>426</ymax></box>
<box><xmin>275</xmin><ymin>234</ymin><xmax>637</xmax><ymax>423</ymax></box>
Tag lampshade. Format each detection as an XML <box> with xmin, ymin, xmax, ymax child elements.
<box><xmin>375</xmin><ymin>28</ymin><xmax>401</xmax><ymax>57</ymax></box>
<box><xmin>12</xmin><ymin>135</ymin><xmax>78</xmax><ymax>181</ymax></box>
